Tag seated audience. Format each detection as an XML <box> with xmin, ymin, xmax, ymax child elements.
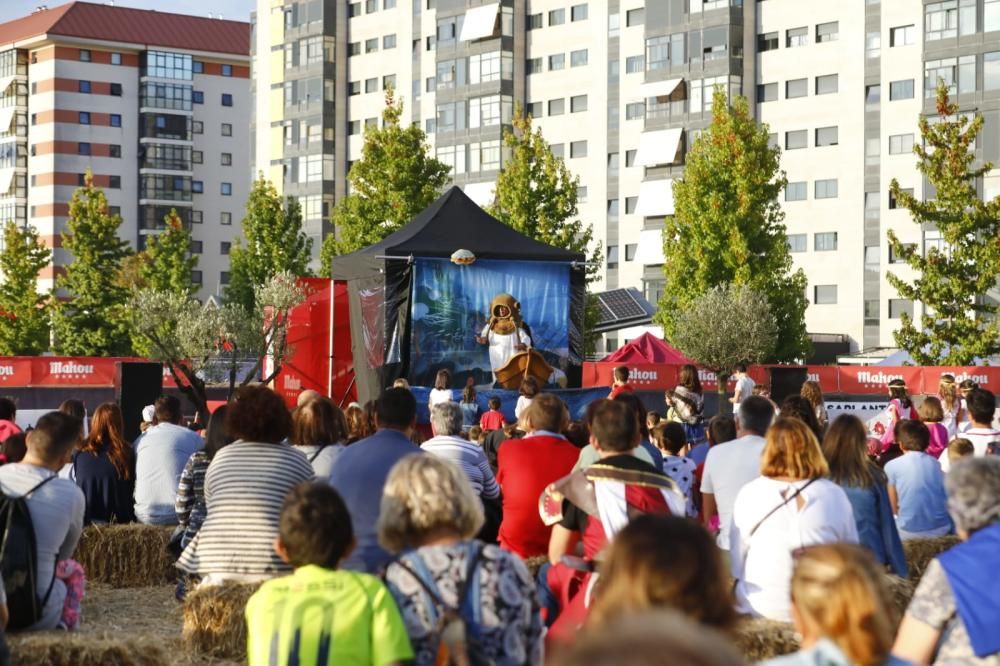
<box><xmin>380</xmin><ymin>455</ymin><xmax>541</xmax><ymax>665</ymax></box>
<box><xmin>822</xmin><ymin>414</ymin><xmax>907</xmax><ymax>576</ymax></box>
<box><xmin>421</xmin><ymin>402</ymin><xmax>499</xmax><ymax>500</ymax></box>
<box><xmin>894</xmin><ymin>457</ymin><xmax>1000</xmax><ymax>664</ymax></box>
<box><xmin>246</xmin><ymin>481</ymin><xmax>413</xmax><ymax>666</ymax></box>
<box><xmin>290</xmin><ymin>397</ymin><xmax>347</xmax><ymax>477</ymax></box>
<box><xmin>67</xmin><ymin>402</ymin><xmax>135</xmax><ymax>524</ymax></box>
<box><xmin>0</xmin><ymin>398</ymin><xmax>19</xmax><ymax>442</ymax></box>
<box><xmin>176</xmin><ymin>387</ymin><xmax>313</xmax><ymax>584</ymax></box>
<box><xmin>175</xmin><ymin>406</ymin><xmax>235</xmax><ymax>551</ymax></box>
<box><xmin>134</xmin><ymin>396</ymin><xmax>204</xmax><ymax>525</ymax></box>
<box><xmin>646</xmin><ymin>411</ymin><xmax>661</xmax><ymax>430</ymax></box>
<box><xmin>730</xmin><ymin>417</ymin><xmax>858</xmax><ymax>621</ymax></box>
<box><xmin>496</xmin><ymin>394</ymin><xmax>579</xmax><ymax>558</ymax></box>
<box><xmin>885</xmin><ymin>420</ymin><xmax>952</xmax><ymax>540</ymax></box>
<box><xmin>562</xmin><ymin>421</ymin><xmax>590</xmax><ymax>449</ymax></box>
<box><xmin>295</xmin><ymin>389</ymin><xmax>322</xmax><ymax>408</ymax></box>
<box><xmin>328</xmin><ymin>388</ymin><xmax>421</xmax><ymax>573</ymax></box>
<box><xmin>919</xmin><ymin>396</ymin><xmax>949</xmax><ymax>459</ymax></box>
<box><xmin>574</xmin><ymin>393</ymin><xmax>661</xmax><ymax>470</ymax></box>
<box><xmin>947</xmin><ymin>438</ymin><xmax>975</xmax><ymax>465</ymax></box>
<box><xmin>344</xmin><ymin>403</ymin><xmax>371</xmax><ymax>444</ymax></box>
<box><xmin>0</xmin><ymin>412</ymin><xmax>85</xmax><ymax>630</ymax></box>
<box><xmin>57</xmin><ymin>399</ymin><xmax>86</xmax><ymax>423</ymax></box>
<box><xmin>690</xmin><ymin>413</ymin><xmax>737</xmax><ymax>467</ymax></box>
<box><xmin>763</xmin><ymin>544</ymin><xmax>904</xmax><ymax>666</ymax></box>
<box><xmin>651</xmin><ymin>422</ymin><xmax>698</xmax><ymax>517</ymax></box>
<box><xmin>0</xmin><ymin>433</ymin><xmax>26</xmax><ymax>464</ymax></box>
<box><xmin>940</xmin><ymin>388</ymin><xmax>998</xmax><ymax>472</ymax></box>
<box><xmin>701</xmin><ymin>396</ymin><xmax>775</xmax><ymax>552</ymax></box>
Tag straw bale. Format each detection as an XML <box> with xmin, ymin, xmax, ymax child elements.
<box><xmin>732</xmin><ymin>616</ymin><xmax>799</xmax><ymax>662</ymax></box>
<box><xmin>182</xmin><ymin>582</ymin><xmax>259</xmax><ymax>660</ymax></box>
<box><xmin>75</xmin><ymin>523</ymin><xmax>175</xmax><ymax>588</ymax></box>
<box><xmin>903</xmin><ymin>536</ymin><xmax>960</xmax><ymax>584</ymax></box>
<box><xmin>883</xmin><ymin>573</ymin><xmax>915</xmax><ymax>620</ymax></box>
<box><xmin>9</xmin><ymin>631</ymin><xmax>169</xmax><ymax>666</ymax></box>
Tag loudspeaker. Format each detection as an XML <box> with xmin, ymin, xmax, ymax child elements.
<box><xmin>116</xmin><ymin>362</ymin><xmax>163</xmax><ymax>442</ymax></box>
<box><xmin>769</xmin><ymin>367</ymin><xmax>809</xmax><ymax>404</ymax></box>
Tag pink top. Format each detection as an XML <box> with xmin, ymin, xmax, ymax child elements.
<box><xmin>925</xmin><ymin>422</ymin><xmax>948</xmax><ymax>459</ymax></box>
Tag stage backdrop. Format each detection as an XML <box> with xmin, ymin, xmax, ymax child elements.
<box><xmin>408</xmin><ymin>257</ymin><xmax>570</xmax><ymax>387</ymax></box>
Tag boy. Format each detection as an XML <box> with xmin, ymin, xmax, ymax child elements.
<box><xmin>608</xmin><ymin>367</ymin><xmax>634</xmax><ymax>399</ymax></box>
<box><xmin>246</xmin><ymin>481</ymin><xmax>413</xmax><ymax>665</ymax></box>
<box><xmin>651</xmin><ymin>422</ymin><xmax>697</xmax><ymax>517</ymax></box>
<box><xmin>885</xmin><ymin>420</ymin><xmax>952</xmax><ymax>540</ymax></box>
<box><xmin>940</xmin><ymin>388</ymin><xmax>999</xmax><ymax>471</ymax></box>
<box><xmin>947</xmin><ymin>438</ymin><xmax>975</xmax><ymax>466</ymax></box>
<box><xmin>480</xmin><ymin>396</ymin><xmax>506</xmax><ymax>432</ymax></box>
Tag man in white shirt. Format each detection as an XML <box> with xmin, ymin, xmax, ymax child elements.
<box><xmin>730</xmin><ymin>363</ymin><xmax>756</xmax><ymax>414</ymax></box>
<box><xmin>940</xmin><ymin>388</ymin><xmax>998</xmax><ymax>472</ymax></box>
<box><xmin>701</xmin><ymin>395</ymin><xmax>774</xmax><ymax>552</ymax></box>
<box><xmin>422</xmin><ymin>402</ymin><xmax>499</xmax><ymax>500</ymax></box>
<box><xmin>134</xmin><ymin>395</ymin><xmax>204</xmax><ymax>524</ymax></box>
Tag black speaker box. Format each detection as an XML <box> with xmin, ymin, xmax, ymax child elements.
<box><xmin>116</xmin><ymin>362</ymin><xmax>163</xmax><ymax>442</ymax></box>
<box><xmin>769</xmin><ymin>367</ymin><xmax>809</xmax><ymax>404</ymax></box>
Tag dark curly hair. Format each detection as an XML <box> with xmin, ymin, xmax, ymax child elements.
<box><xmin>225</xmin><ymin>385</ymin><xmax>292</xmax><ymax>444</ymax></box>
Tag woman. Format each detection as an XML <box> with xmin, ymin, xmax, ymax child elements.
<box><xmin>175</xmin><ymin>406</ymin><xmax>235</xmax><ymax>550</ymax></box>
<box><xmin>894</xmin><ymin>457</ymin><xmax>1000</xmax><ymax>663</ymax></box>
<box><xmin>176</xmin><ymin>386</ymin><xmax>314</xmax><ymax>585</ymax></box>
<box><xmin>730</xmin><ymin>418</ymin><xmax>858</xmax><ymax>621</ymax></box>
<box><xmin>763</xmin><ymin>544</ymin><xmax>907</xmax><ymax>666</ymax></box>
<box><xmin>780</xmin><ymin>395</ymin><xmax>825</xmax><ymax>442</ymax></box>
<box><xmin>344</xmin><ymin>403</ymin><xmax>370</xmax><ymax>444</ymax></box>
<box><xmin>289</xmin><ymin>398</ymin><xmax>346</xmax><ymax>477</ymax></box>
<box><xmin>380</xmin><ymin>454</ymin><xmax>542</xmax><ymax>666</ymax></box>
<box><xmin>67</xmin><ymin>402</ymin><xmax>135</xmax><ymax>524</ymax></box>
<box><xmin>588</xmin><ymin>514</ymin><xmax>736</xmax><ymax>632</ymax></box>
<box><xmin>667</xmin><ymin>364</ymin><xmax>707</xmax><ymax>448</ymax></box>
<box><xmin>821</xmin><ymin>415</ymin><xmax>907</xmax><ymax>576</ymax></box>
<box><xmin>800</xmin><ymin>381</ymin><xmax>829</xmax><ymax>434</ymax></box>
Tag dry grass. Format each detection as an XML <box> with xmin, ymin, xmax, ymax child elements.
<box><xmin>9</xmin><ymin>632</ymin><xmax>170</xmax><ymax>666</ymax></box>
<box><xmin>903</xmin><ymin>536</ymin><xmax>960</xmax><ymax>584</ymax></box>
<box><xmin>182</xmin><ymin>583</ymin><xmax>259</xmax><ymax>661</ymax></box>
<box><xmin>75</xmin><ymin>524</ymin><xmax>176</xmax><ymax>588</ymax></box>
<box><xmin>732</xmin><ymin>615</ymin><xmax>799</xmax><ymax>661</ymax></box>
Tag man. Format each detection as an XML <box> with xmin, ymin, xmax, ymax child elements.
<box><xmin>700</xmin><ymin>395</ymin><xmax>774</xmax><ymax>552</ymax></box>
<box><xmin>608</xmin><ymin>367</ymin><xmax>634</xmax><ymax>399</ymax></box>
<box><xmin>476</xmin><ymin>293</ymin><xmax>531</xmax><ymax>382</ymax></box>
<box><xmin>134</xmin><ymin>396</ymin><xmax>204</xmax><ymax>525</ymax></box>
<box><xmin>329</xmin><ymin>388</ymin><xmax>422</xmax><ymax>573</ymax></box>
<box><xmin>422</xmin><ymin>402</ymin><xmax>499</xmax><ymax>500</ymax></box>
<box><xmin>940</xmin><ymin>388</ymin><xmax>998</xmax><ymax>472</ymax></box>
<box><xmin>729</xmin><ymin>363</ymin><xmax>756</xmax><ymax>413</ymax></box>
<box><xmin>0</xmin><ymin>411</ymin><xmax>85</xmax><ymax>630</ymax></box>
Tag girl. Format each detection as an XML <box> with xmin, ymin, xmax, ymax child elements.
<box><xmin>666</xmin><ymin>365</ymin><xmax>706</xmax><ymax>448</ymax></box>
<box><xmin>880</xmin><ymin>378</ymin><xmax>918</xmax><ymax>452</ymax></box>
<box><xmin>459</xmin><ymin>377</ymin><xmax>480</xmax><ymax>432</ymax></box>
<box><xmin>427</xmin><ymin>369</ymin><xmax>453</xmax><ymax>410</ymax></box>
<box><xmin>956</xmin><ymin>379</ymin><xmax>977</xmax><ymax>434</ymax></box>
<box><xmin>800</xmin><ymin>380</ymin><xmax>829</xmax><ymax>434</ymax></box>
<box><xmin>917</xmin><ymin>396</ymin><xmax>949</xmax><ymax>459</ymax></box>
<box><xmin>515</xmin><ymin>376</ymin><xmax>539</xmax><ymax>421</ymax></box>
<box><xmin>938</xmin><ymin>373</ymin><xmax>962</xmax><ymax>437</ymax></box>
<box><xmin>651</xmin><ymin>422</ymin><xmax>698</xmax><ymax>517</ymax></box>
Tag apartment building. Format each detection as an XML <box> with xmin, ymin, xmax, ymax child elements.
<box><xmin>253</xmin><ymin>0</ymin><xmax>1000</xmax><ymax>355</ymax></box>
<box><xmin>0</xmin><ymin>2</ymin><xmax>252</xmax><ymax>300</ymax></box>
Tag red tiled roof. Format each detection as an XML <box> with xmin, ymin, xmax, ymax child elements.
<box><xmin>0</xmin><ymin>2</ymin><xmax>250</xmax><ymax>56</ymax></box>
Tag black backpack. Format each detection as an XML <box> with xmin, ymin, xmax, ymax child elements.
<box><xmin>0</xmin><ymin>475</ymin><xmax>57</xmax><ymax>631</ymax></box>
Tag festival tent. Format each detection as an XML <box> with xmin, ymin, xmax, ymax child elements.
<box><xmin>330</xmin><ymin>186</ymin><xmax>587</xmax><ymax>401</ymax></box>
<box><xmin>601</xmin><ymin>332</ymin><xmax>693</xmax><ymax>365</ymax></box>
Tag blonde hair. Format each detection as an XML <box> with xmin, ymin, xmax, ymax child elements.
<box><xmin>761</xmin><ymin>417</ymin><xmax>830</xmax><ymax>479</ymax></box>
<box><xmin>791</xmin><ymin>544</ymin><xmax>896</xmax><ymax>666</ymax></box>
<box><xmin>939</xmin><ymin>373</ymin><xmax>958</xmax><ymax>413</ymax></box>
<box><xmin>377</xmin><ymin>454</ymin><xmax>484</xmax><ymax>553</ymax></box>
<box><xmin>800</xmin><ymin>381</ymin><xmax>824</xmax><ymax>410</ymax></box>
<box><xmin>918</xmin><ymin>396</ymin><xmax>944</xmax><ymax>423</ymax></box>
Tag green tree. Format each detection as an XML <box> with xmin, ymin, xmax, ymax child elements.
<box><xmin>656</xmin><ymin>88</ymin><xmax>809</xmax><ymax>362</ymax></box>
<box><xmin>140</xmin><ymin>209</ymin><xmax>197</xmax><ymax>295</ymax></box>
<box><xmin>887</xmin><ymin>83</ymin><xmax>1000</xmax><ymax>364</ymax></box>
<box><xmin>226</xmin><ymin>177</ymin><xmax>313</xmax><ymax>311</ymax></box>
<box><xmin>52</xmin><ymin>171</ymin><xmax>133</xmax><ymax>356</ymax></box>
<box><xmin>321</xmin><ymin>88</ymin><xmax>451</xmax><ymax>267</ymax></box>
<box><xmin>0</xmin><ymin>221</ymin><xmax>51</xmax><ymax>354</ymax></box>
<box><xmin>671</xmin><ymin>284</ymin><xmax>777</xmax><ymax>415</ymax></box>
<box><xmin>488</xmin><ymin>108</ymin><xmax>602</xmax><ymax>281</ymax></box>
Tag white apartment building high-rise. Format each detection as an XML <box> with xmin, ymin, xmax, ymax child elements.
<box><xmin>253</xmin><ymin>0</ymin><xmax>1000</xmax><ymax>356</ymax></box>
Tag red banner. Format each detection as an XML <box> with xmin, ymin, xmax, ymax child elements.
<box><xmin>580</xmin><ymin>363</ymin><xmax>680</xmax><ymax>391</ymax></box>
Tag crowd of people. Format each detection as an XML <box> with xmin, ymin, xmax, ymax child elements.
<box><xmin>0</xmin><ymin>364</ymin><xmax>996</xmax><ymax>665</ymax></box>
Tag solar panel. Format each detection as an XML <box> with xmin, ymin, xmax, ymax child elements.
<box><xmin>596</xmin><ymin>289</ymin><xmax>648</xmax><ymax>322</ymax></box>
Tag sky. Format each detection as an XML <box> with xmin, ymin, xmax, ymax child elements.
<box><xmin>0</xmin><ymin>0</ymin><xmax>257</xmax><ymax>24</ymax></box>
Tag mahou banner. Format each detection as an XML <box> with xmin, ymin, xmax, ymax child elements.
<box><xmin>0</xmin><ymin>357</ymin><xmax>130</xmax><ymax>387</ymax></box>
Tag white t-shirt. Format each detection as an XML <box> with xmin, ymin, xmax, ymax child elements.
<box><xmin>938</xmin><ymin>426</ymin><xmax>1000</xmax><ymax>472</ymax></box>
<box><xmin>514</xmin><ymin>395</ymin><xmax>533</xmax><ymax>420</ymax></box>
<box><xmin>730</xmin><ymin>476</ymin><xmax>858</xmax><ymax>621</ymax></box>
<box><xmin>428</xmin><ymin>388</ymin><xmax>454</xmax><ymax>408</ymax></box>
<box><xmin>733</xmin><ymin>374</ymin><xmax>756</xmax><ymax>411</ymax></box>
<box><xmin>700</xmin><ymin>434</ymin><xmax>766</xmax><ymax>550</ymax></box>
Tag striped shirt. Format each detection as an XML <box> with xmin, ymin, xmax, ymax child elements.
<box><xmin>420</xmin><ymin>435</ymin><xmax>500</xmax><ymax>499</ymax></box>
<box><xmin>175</xmin><ymin>450</ymin><xmax>209</xmax><ymax>549</ymax></box>
<box><xmin>176</xmin><ymin>441</ymin><xmax>313</xmax><ymax>578</ymax></box>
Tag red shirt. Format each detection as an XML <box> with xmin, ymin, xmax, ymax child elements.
<box><xmin>480</xmin><ymin>410</ymin><xmax>505</xmax><ymax>432</ymax></box>
<box><xmin>497</xmin><ymin>434</ymin><xmax>580</xmax><ymax>558</ymax></box>
<box><xmin>608</xmin><ymin>383</ymin><xmax>635</xmax><ymax>399</ymax></box>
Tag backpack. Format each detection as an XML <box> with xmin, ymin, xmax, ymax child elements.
<box><xmin>0</xmin><ymin>475</ymin><xmax>57</xmax><ymax>631</ymax></box>
<box><xmin>390</xmin><ymin>542</ymin><xmax>488</xmax><ymax>666</ymax></box>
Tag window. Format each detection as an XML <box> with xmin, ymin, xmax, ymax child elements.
<box><xmin>79</xmin><ymin>49</ymin><xmax>92</xmax><ymax>63</ymax></box>
<box><xmin>220</xmin><ymin>242</ymin><xmax>231</xmax><ymax>255</ymax></box>
<box><xmin>768</xmin><ymin>133</ymin><xmax>779</xmax><ymax>148</ymax></box>
<box><xmin>787</xmin><ymin>26</ymin><xmax>808</xmax><ymax>47</ymax></box>
<box><xmin>815</xmin><ymin>231</ymin><xmax>838</xmax><ymax>250</ymax></box>
<box><xmin>110</xmin><ymin>83</ymin><xmax>122</xmax><ymax>96</ymax></box>
<box><xmin>79</xmin><ymin>112</ymin><xmax>90</xmax><ymax>126</ymax></box>
<box><xmin>757</xmin><ymin>83</ymin><xmax>777</xmax><ymax>102</ymax></box>
<box><xmin>365</xmin><ymin>38</ymin><xmax>378</xmax><ymax>53</ymax></box>
<box><xmin>549</xmin><ymin>9</ymin><xmax>565</xmax><ymax>25</ymax></box>
<box><xmin>815</xmin><ymin>179</ymin><xmax>838</xmax><ymax>199</ymax></box>
<box><xmin>816</xmin><ymin>21</ymin><xmax>839</xmax><ymax>43</ymax></box>
<box><xmin>889</xmin><ymin>79</ymin><xmax>914</xmax><ymax>100</ymax></box>
<box><xmin>866</xmin><ymin>84</ymin><xmax>881</xmax><ymax>106</ymax></box>
<box><xmin>365</xmin><ymin>117</ymin><xmax>377</xmax><ymax>128</ymax></box>
<box><xmin>627</xmin><ymin>8</ymin><xmax>644</xmax><ymax>26</ymax></box>
<box><xmin>221</xmin><ymin>152</ymin><xmax>232</xmax><ymax>166</ymax></box>
<box><xmin>607</xmin><ymin>199</ymin><xmax>619</xmax><ymax>217</ymax></box>
<box><xmin>549</xmin><ymin>54</ymin><xmax>565</xmax><ymax>71</ymax></box>
<box><xmin>786</xmin><ymin>78</ymin><xmax>807</xmax><ymax>98</ymax></box>
<box><xmin>527</xmin><ymin>13</ymin><xmax>542</xmax><ymax>29</ymax></box>
<box><xmin>889</xmin><ymin>299</ymin><xmax>913</xmax><ymax>319</ymax></box>
<box><xmin>383</xmin><ymin>34</ymin><xmax>396</xmax><ymax>49</ymax></box>
<box><xmin>890</xmin><ymin>243</ymin><xmax>916</xmax><ymax>263</ymax></box>
<box><xmin>788</xmin><ymin>234</ymin><xmax>807</xmax><ymax>252</ymax></box>
<box><xmin>111</xmin><ymin>52</ymin><xmax>122</xmax><ymax>65</ymax></box>
<box><xmin>349</xmin><ymin>81</ymin><xmax>360</xmax><ymax>96</ymax></box>
<box><xmin>989</xmin><ymin>0</ymin><xmax>1000</xmax><ymax>31</ymax></box>
<box><xmin>548</xmin><ymin>98</ymin><xmax>565</xmax><ymax>116</ymax></box>
<box><xmin>626</xmin><ymin>150</ymin><xmax>637</xmax><ymax>167</ymax></box>
<box><xmin>77</xmin><ymin>173</ymin><xmax>86</xmax><ymax>187</ymax></box>
<box><xmin>864</xmin><ymin>300</ymin><xmax>879</xmax><ymax>323</ymax></box>
<box><xmin>758</xmin><ymin>32</ymin><xmax>778</xmax><ymax>52</ymax></box>
<box><xmin>221</xmin><ymin>64</ymin><xmax>232</xmax><ymax>77</ymax></box>
<box><xmin>366</xmin><ymin>0</ymin><xmax>377</xmax><ymax>12</ymax></box>
<box><xmin>192</xmin><ymin>60</ymin><xmax>203</xmax><ymax>74</ymax></box>
<box><xmin>144</xmin><ymin>51</ymin><xmax>194</xmax><ymax>80</ymax></box>
<box><xmin>192</xmin><ymin>180</ymin><xmax>204</xmax><ymax>194</ymax></box>
<box><xmin>890</xmin><ymin>24</ymin><xmax>916</xmax><ymax>46</ymax></box>
<box><xmin>647</xmin><ymin>32</ymin><xmax>688</xmax><ymax>70</ymax></box>
<box><xmin>365</xmin><ymin>78</ymin><xmax>377</xmax><ymax>93</ymax></box>
<box><xmin>925</xmin><ymin>0</ymin><xmax>975</xmax><ymax>41</ymax></box>
<box><xmin>221</xmin><ymin>93</ymin><xmax>233</xmax><ymax>106</ymax></box>
<box><xmin>814</xmin><ymin>285</ymin><xmax>838</xmax><ymax>304</ymax></box>
<box><xmin>606</xmin><ymin>245</ymin><xmax>619</xmax><ymax>267</ymax></box>
<box><xmin>526</xmin><ymin>102</ymin><xmax>543</xmax><ymax>118</ymax></box>
<box><xmin>193</xmin><ymin>120</ymin><xmax>203</xmax><ymax>134</ymax></box>
<box><xmin>786</xmin><ymin>182</ymin><xmax>807</xmax><ymax>201</ymax></box>
<box><xmin>109</xmin><ymin>144</ymin><xmax>121</xmax><ymax>158</ymax></box>
<box><xmin>867</xmin><ymin>31</ymin><xmax>881</xmax><ymax>58</ymax></box>
<box><xmin>192</xmin><ymin>150</ymin><xmax>203</xmax><ymax>164</ymax></box>
<box><xmin>925</xmin><ymin>56</ymin><xmax>976</xmax><ymax>96</ymax></box>
<box><xmin>625</xmin><ymin>197</ymin><xmax>637</xmax><ymax>214</ymax></box>
<box><xmin>890</xmin><ymin>188</ymin><xmax>913</xmax><ymax>209</ymax></box>
<box><xmin>79</xmin><ymin>80</ymin><xmax>91</xmax><ymax>94</ymax></box>
<box><xmin>986</xmin><ymin>51</ymin><xmax>1000</xmax><ymax>90</ymax></box>
<box><xmin>889</xmin><ymin>133</ymin><xmax>914</xmax><ymax>154</ymax></box>
<box><xmin>625</xmin><ymin>102</ymin><xmax>644</xmax><ymax>120</ymax></box>
<box><xmin>109</xmin><ymin>114</ymin><xmax>121</xmax><ymax>127</ymax></box>
<box><xmin>78</xmin><ymin>142</ymin><xmax>91</xmax><ymax>155</ymax></box>
<box><xmin>571</xmin><ymin>4</ymin><xmax>588</xmax><ymax>21</ymax></box>
<box><xmin>571</xmin><ymin>95</ymin><xmax>588</xmax><ymax>112</ymax></box>
<box><xmin>192</xmin><ymin>90</ymin><xmax>204</xmax><ymax>104</ymax></box>
<box><xmin>221</xmin><ymin>212</ymin><xmax>232</xmax><ymax>225</ymax></box>
<box><xmin>816</xmin><ymin>74</ymin><xmax>838</xmax><ymax>95</ymax></box>
<box><xmin>221</xmin><ymin>182</ymin><xmax>232</xmax><ymax>196</ymax></box>
<box><xmin>786</xmin><ymin>130</ymin><xmax>807</xmax><ymax>150</ymax></box>
<box><xmin>816</xmin><ymin>126</ymin><xmax>838</xmax><ymax>146</ymax></box>
<box><xmin>571</xmin><ymin>49</ymin><xmax>588</xmax><ymax>67</ymax></box>
<box><xmin>349</xmin><ymin>42</ymin><xmax>361</xmax><ymax>56</ymax></box>
<box><xmin>385</xmin><ymin>0</ymin><xmax>396</xmax><ymax>7</ymax></box>
<box><xmin>222</xmin><ymin>123</ymin><xmax>232</xmax><ymax>136</ymax></box>
<box><xmin>527</xmin><ymin>57</ymin><xmax>543</xmax><ymax>74</ymax></box>
<box><xmin>550</xmin><ymin>143</ymin><xmax>564</xmax><ymax>158</ymax></box>
<box><xmin>570</xmin><ymin>140</ymin><xmax>587</xmax><ymax>158</ymax></box>
<box><xmin>383</xmin><ymin>74</ymin><xmax>396</xmax><ymax>90</ymax></box>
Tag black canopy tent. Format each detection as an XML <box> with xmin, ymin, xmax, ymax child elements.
<box><xmin>331</xmin><ymin>186</ymin><xmax>587</xmax><ymax>401</ymax></box>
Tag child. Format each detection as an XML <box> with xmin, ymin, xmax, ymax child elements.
<box><xmin>245</xmin><ymin>481</ymin><xmax>413</xmax><ymax>665</ymax></box>
<box><xmin>608</xmin><ymin>366</ymin><xmax>634</xmax><ymax>399</ymax></box>
<box><xmin>880</xmin><ymin>379</ymin><xmax>918</xmax><ymax>451</ymax></box>
<box><xmin>514</xmin><ymin>377</ymin><xmax>538</xmax><ymax>421</ymax></box>
<box><xmin>427</xmin><ymin>369</ymin><xmax>453</xmax><ymax>410</ymax></box>
<box><xmin>480</xmin><ymin>396</ymin><xmax>505</xmax><ymax>432</ymax></box>
<box><xmin>459</xmin><ymin>378</ymin><xmax>480</xmax><ymax>432</ymax></box>
<box><xmin>938</xmin><ymin>374</ymin><xmax>961</xmax><ymax>437</ymax></box>
<box><xmin>918</xmin><ymin>396</ymin><xmax>949</xmax><ymax>459</ymax></box>
<box><xmin>956</xmin><ymin>379</ymin><xmax>978</xmax><ymax>434</ymax></box>
<box><xmin>884</xmin><ymin>420</ymin><xmax>952</xmax><ymax>540</ymax></box>
<box><xmin>646</xmin><ymin>412</ymin><xmax>661</xmax><ymax>430</ymax></box>
<box><xmin>467</xmin><ymin>425</ymin><xmax>484</xmax><ymax>446</ymax></box>
<box><xmin>940</xmin><ymin>387</ymin><xmax>999</xmax><ymax>471</ymax></box>
<box><xmin>946</xmin><ymin>438</ymin><xmax>974</xmax><ymax>466</ymax></box>
<box><xmin>651</xmin><ymin>422</ymin><xmax>697</xmax><ymax>517</ymax></box>
<box><xmin>0</xmin><ymin>398</ymin><xmax>20</xmax><ymax>443</ymax></box>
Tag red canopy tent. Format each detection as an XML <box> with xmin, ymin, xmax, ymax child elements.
<box><xmin>583</xmin><ymin>332</ymin><xmax>693</xmax><ymax>390</ymax></box>
<box><xmin>600</xmin><ymin>332</ymin><xmax>693</xmax><ymax>365</ymax></box>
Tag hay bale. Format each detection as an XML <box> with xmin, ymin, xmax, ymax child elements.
<box><xmin>10</xmin><ymin>632</ymin><xmax>169</xmax><ymax>666</ymax></box>
<box><xmin>523</xmin><ymin>555</ymin><xmax>548</xmax><ymax>580</ymax></box>
<box><xmin>903</xmin><ymin>536</ymin><xmax>960</xmax><ymax>584</ymax></box>
<box><xmin>74</xmin><ymin>524</ymin><xmax>175</xmax><ymax>588</ymax></box>
<box><xmin>732</xmin><ymin>616</ymin><xmax>799</xmax><ymax>662</ymax></box>
<box><xmin>883</xmin><ymin>573</ymin><xmax>915</xmax><ymax>620</ymax></box>
<box><xmin>182</xmin><ymin>582</ymin><xmax>259</xmax><ymax>660</ymax></box>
